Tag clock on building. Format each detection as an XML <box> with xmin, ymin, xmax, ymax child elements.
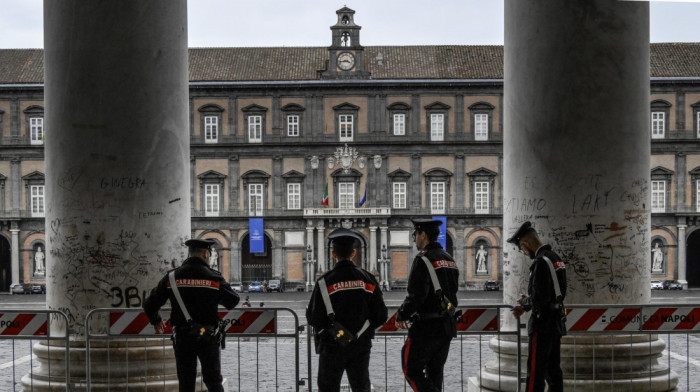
<box><xmin>337</xmin><ymin>52</ymin><xmax>355</xmax><ymax>71</ymax></box>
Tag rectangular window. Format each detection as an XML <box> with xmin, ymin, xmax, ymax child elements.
<box><xmin>205</xmin><ymin>184</ymin><xmax>220</xmax><ymax>216</ymax></box>
<box><xmin>31</xmin><ymin>185</ymin><xmax>45</xmax><ymax>217</ymax></box>
<box><xmin>204</xmin><ymin>116</ymin><xmax>218</xmax><ymax>143</ymax></box>
<box><xmin>474</xmin><ymin>181</ymin><xmax>489</xmax><ymax>214</ymax></box>
<box><xmin>651</xmin><ymin>112</ymin><xmax>665</xmax><ymax>139</ymax></box>
<box><xmin>393</xmin><ymin>182</ymin><xmax>406</xmax><ymax>209</ymax></box>
<box><xmin>430</xmin><ymin>113</ymin><xmax>444</xmax><ymax>141</ymax></box>
<box><xmin>339</xmin><ymin>182</ymin><xmax>355</xmax><ymax>209</ymax></box>
<box><xmin>475</xmin><ymin>114</ymin><xmax>488</xmax><ymax>141</ymax></box>
<box><xmin>651</xmin><ymin>180</ymin><xmax>665</xmax><ymax>213</ymax></box>
<box><xmin>248</xmin><ymin>115</ymin><xmax>262</xmax><ymax>143</ymax></box>
<box><xmin>430</xmin><ymin>182</ymin><xmax>445</xmax><ymax>213</ymax></box>
<box><xmin>287</xmin><ymin>115</ymin><xmax>300</xmax><ymax>137</ymax></box>
<box><xmin>393</xmin><ymin>114</ymin><xmax>405</xmax><ymax>135</ymax></box>
<box><xmin>30</xmin><ymin>117</ymin><xmax>44</xmax><ymax>145</ymax></box>
<box><xmin>697</xmin><ymin>112</ymin><xmax>700</xmax><ymax>139</ymax></box>
<box><xmin>287</xmin><ymin>183</ymin><xmax>301</xmax><ymax>210</ymax></box>
<box><xmin>339</xmin><ymin>115</ymin><xmax>353</xmax><ymax>141</ymax></box>
<box><xmin>249</xmin><ymin>183</ymin><xmax>264</xmax><ymax>216</ymax></box>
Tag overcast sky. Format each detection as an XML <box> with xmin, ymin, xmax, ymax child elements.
<box><xmin>0</xmin><ymin>0</ymin><xmax>699</xmax><ymax>49</ymax></box>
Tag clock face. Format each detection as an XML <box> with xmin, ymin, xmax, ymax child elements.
<box><xmin>337</xmin><ymin>52</ymin><xmax>355</xmax><ymax>71</ymax></box>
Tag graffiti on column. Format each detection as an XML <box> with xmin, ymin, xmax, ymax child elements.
<box><xmin>504</xmin><ymin>175</ymin><xmax>649</xmax><ymax>305</ymax></box>
<box><xmin>48</xmin><ymin>167</ymin><xmax>187</xmax><ymax>335</ymax></box>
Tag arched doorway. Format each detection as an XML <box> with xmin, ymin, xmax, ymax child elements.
<box><xmin>686</xmin><ymin>229</ymin><xmax>700</xmax><ymax>287</ymax></box>
<box><xmin>241</xmin><ymin>233</ymin><xmax>272</xmax><ymax>284</ymax></box>
<box><xmin>445</xmin><ymin>234</ymin><xmax>454</xmax><ymax>257</ymax></box>
<box><xmin>0</xmin><ymin>236</ymin><xmax>10</xmax><ymax>291</ymax></box>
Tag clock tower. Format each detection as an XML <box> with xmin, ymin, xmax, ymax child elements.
<box><xmin>321</xmin><ymin>7</ymin><xmax>371</xmax><ymax>80</ymax></box>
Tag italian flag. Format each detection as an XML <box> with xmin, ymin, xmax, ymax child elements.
<box><xmin>321</xmin><ymin>183</ymin><xmax>329</xmax><ymax>206</ymax></box>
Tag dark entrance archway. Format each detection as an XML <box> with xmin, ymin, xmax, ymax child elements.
<box><xmin>686</xmin><ymin>229</ymin><xmax>700</xmax><ymax>287</ymax></box>
<box><xmin>241</xmin><ymin>233</ymin><xmax>272</xmax><ymax>284</ymax></box>
<box><xmin>0</xmin><ymin>236</ymin><xmax>10</xmax><ymax>291</ymax></box>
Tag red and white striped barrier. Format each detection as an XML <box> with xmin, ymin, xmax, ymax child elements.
<box><xmin>565</xmin><ymin>306</ymin><xmax>700</xmax><ymax>333</ymax></box>
<box><xmin>641</xmin><ymin>307</ymin><xmax>700</xmax><ymax>332</ymax></box>
<box><xmin>0</xmin><ymin>312</ymin><xmax>48</xmax><ymax>336</ymax></box>
<box><xmin>565</xmin><ymin>307</ymin><xmax>641</xmax><ymax>332</ymax></box>
<box><xmin>457</xmin><ymin>308</ymin><xmax>498</xmax><ymax>332</ymax></box>
<box><xmin>376</xmin><ymin>310</ymin><xmax>400</xmax><ymax>333</ymax></box>
<box><xmin>109</xmin><ymin>310</ymin><xmax>277</xmax><ymax>335</ymax></box>
<box><xmin>218</xmin><ymin>310</ymin><xmax>276</xmax><ymax>334</ymax></box>
<box><xmin>376</xmin><ymin>308</ymin><xmax>499</xmax><ymax>333</ymax></box>
<box><xmin>109</xmin><ymin>311</ymin><xmax>173</xmax><ymax>335</ymax></box>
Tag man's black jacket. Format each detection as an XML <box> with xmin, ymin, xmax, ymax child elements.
<box><xmin>306</xmin><ymin>259</ymin><xmax>388</xmax><ymax>344</ymax></box>
<box><xmin>397</xmin><ymin>242</ymin><xmax>459</xmax><ymax>323</ymax></box>
<box><xmin>520</xmin><ymin>244</ymin><xmax>567</xmax><ymax>336</ymax></box>
<box><xmin>143</xmin><ymin>257</ymin><xmax>240</xmax><ymax>328</ymax></box>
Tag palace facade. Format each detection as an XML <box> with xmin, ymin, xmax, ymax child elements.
<box><xmin>1</xmin><ymin>7</ymin><xmax>700</xmax><ymax>291</ymax></box>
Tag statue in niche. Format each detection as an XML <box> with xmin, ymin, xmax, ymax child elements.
<box><xmin>210</xmin><ymin>247</ymin><xmax>219</xmax><ymax>270</ymax></box>
<box><xmin>34</xmin><ymin>246</ymin><xmax>45</xmax><ymax>275</ymax></box>
<box><xmin>652</xmin><ymin>243</ymin><xmax>663</xmax><ymax>272</ymax></box>
<box><xmin>476</xmin><ymin>244</ymin><xmax>488</xmax><ymax>273</ymax></box>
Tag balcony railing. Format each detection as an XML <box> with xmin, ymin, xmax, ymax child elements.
<box><xmin>303</xmin><ymin>207</ymin><xmax>392</xmax><ymax>217</ymax></box>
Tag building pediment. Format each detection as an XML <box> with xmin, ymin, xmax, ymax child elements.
<box><xmin>424</xmin><ymin>101</ymin><xmax>451</xmax><ymax>111</ymax></box>
<box><xmin>22</xmin><ymin>171</ymin><xmax>45</xmax><ymax>181</ymax></box>
<box><xmin>282</xmin><ymin>170</ymin><xmax>306</xmax><ymax>179</ymax></box>
<box><xmin>332</xmin><ymin>103</ymin><xmax>361</xmax><ymax>111</ymax></box>
<box><xmin>241</xmin><ymin>104</ymin><xmax>268</xmax><ymax>113</ymax></box>
<box><xmin>197</xmin><ymin>170</ymin><xmax>227</xmax><ymax>180</ymax></box>
<box><xmin>651</xmin><ymin>166</ymin><xmax>674</xmax><ymax>176</ymax></box>
<box><xmin>388</xmin><ymin>169</ymin><xmax>411</xmax><ymax>179</ymax></box>
<box><xmin>198</xmin><ymin>103</ymin><xmax>225</xmax><ymax>113</ymax></box>
<box><xmin>387</xmin><ymin>102</ymin><xmax>411</xmax><ymax>111</ymax></box>
<box><xmin>241</xmin><ymin>170</ymin><xmax>270</xmax><ymax>180</ymax></box>
<box><xmin>467</xmin><ymin>167</ymin><xmax>497</xmax><ymax>177</ymax></box>
<box><xmin>468</xmin><ymin>102</ymin><xmax>495</xmax><ymax>110</ymax></box>
<box><xmin>23</xmin><ymin>105</ymin><xmax>44</xmax><ymax>115</ymax></box>
<box><xmin>281</xmin><ymin>103</ymin><xmax>305</xmax><ymax>112</ymax></box>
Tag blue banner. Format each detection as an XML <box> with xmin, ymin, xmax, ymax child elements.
<box><xmin>432</xmin><ymin>216</ymin><xmax>447</xmax><ymax>249</ymax></box>
<box><xmin>249</xmin><ymin>218</ymin><xmax>265</xmax><ymax>253</ymax></box>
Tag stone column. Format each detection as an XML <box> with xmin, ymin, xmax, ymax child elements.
<box><xmin>273</xmin><ymin>229</ymin><xmax>283</xmax><ymax>279</ymax></box>
<box><xmin>369</xmin><ymin>226</ymin><xmax>378</xmax><ymax>273</ymax></box>
<box><xmin>317</xmin><ymin>221</ymin><xmax>326</xmax><ymax>272</ymax></box>
<box><xmin>474</xmin><ymin>1</ymin><xmax>676</xmax><ymax>391</ymax></box>
<box><xmin>10</xmin><ymin>227</ymin><xmax>19</xmax><ymax>286</ymax></box>
<box><xmin>29</xmin><ymin>1</ymin><xmax>190</xmax><ymax>390</ymax></box>
<box><xmin>677</xmin><ymin>223</ymin><xmax>688</xmax><ymax>289</ymax></box>
<box><xmin>230</xmin><ymin>231</ymin><xmax>241</xmax><ymax>283</ymax></box>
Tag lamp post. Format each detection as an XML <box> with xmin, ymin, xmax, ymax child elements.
<box><xmin>305</xmin><ymin>245</ymin><xmax>316</xmax><ymax>292</ymax></box>
<box><xmin>378</xmin><ymin>244</ymin><xmax>390</xmax><ymax>291</ymax></box>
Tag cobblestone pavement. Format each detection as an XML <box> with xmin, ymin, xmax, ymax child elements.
<box><xmin>2</xmin><ymin>290</ymin><xmax>700</xmax><ymax>391</ymax></box>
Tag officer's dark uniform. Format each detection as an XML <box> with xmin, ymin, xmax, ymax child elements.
<box><xmin>507</xmin><ymin>221</ymin><xmax>567</xmax><ymax>392</ymax></box>
<box><xmin>397</xmin><ymin>219</ymin><xmax>459</xmax><ymax>392</ymax></box>
<box><xmin>306</xmin><ymin>229</ymin><xmax>388</xmax><ymax>392</ymax></box>
<box><xmin>143</xmin><ymin>239</ymin><xmax>239</xmax><ymax>392</ymax></box>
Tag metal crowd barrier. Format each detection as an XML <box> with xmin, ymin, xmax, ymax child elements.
<box><xmin>305</xmin><ymin>305</ymin><xmax>521</xmax><ymax>392</ymax></box>
<box><xmin>85</xmin><ymin>307</ymin><xmax>302</xmax><ymax>392</ymax></box>
<box><xmin>0</xmin><ymin>309</ymin><xmax>70</xmax><ymax>391</ymax></box>
<box><xmin>563</xmin><ymin>303</ymin><xmax>700</xmax><ymax>392</ymax></box>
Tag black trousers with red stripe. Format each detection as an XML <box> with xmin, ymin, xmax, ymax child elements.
<box><xmin>526</xmin><ymin>332</ymin><xmax>563</xmax><ymax>392</ymax></box>
<box><xmin>401</xmin><ymin>333</ymin><xmax>452</xmax><ymax>392</ymax></box>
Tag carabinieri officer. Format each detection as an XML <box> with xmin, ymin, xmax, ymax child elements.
<box><xmin>306</xmin><ymin>228</ymin><xmax>388</xmax><ymax>392</ymax></box>
<box><xmin>144</xmin><ymin>238</ymin><xmax>239</xmax><ymax>392</ymax></box>
<box><xmin>395</xmin><ymin>219</ymin><xmax>459</xmax><ymax>392</ymax></box>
